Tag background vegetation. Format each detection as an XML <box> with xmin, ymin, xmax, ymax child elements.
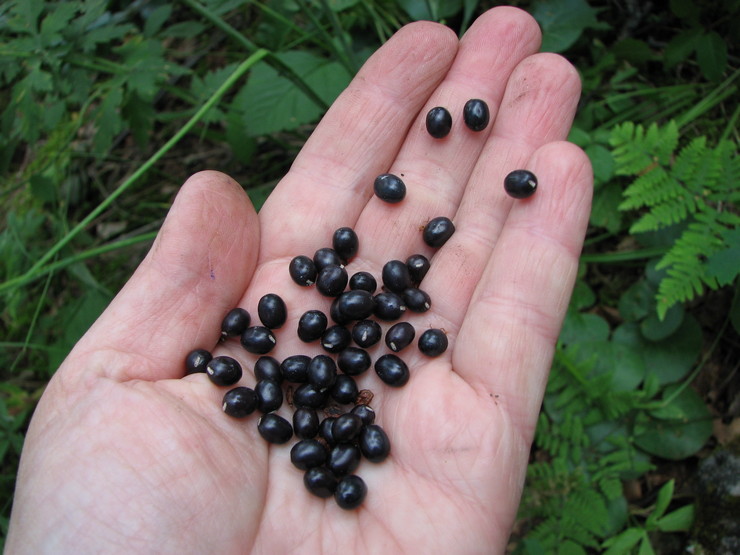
<box><xmin>1</xmin><ymin>0</ymin><xmax>738</xmax><ymax>551</ymax></box>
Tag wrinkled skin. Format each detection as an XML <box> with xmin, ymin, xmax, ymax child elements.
<box><xmin>7</xmin><ymin>7</ymin><xmax>592</xmax><ymax>554</ymax></box>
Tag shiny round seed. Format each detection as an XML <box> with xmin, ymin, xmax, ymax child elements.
<box><xmin>351</xmin><ymin>319</ymin><xmax>382</xmax><ymax>348</ymax></box>
<box><xmin>257</xmin><ymin>293</ymin><xmax>287</xmax><ymax>329</ymax></box>
<box><xmin>222</xmin><ymin>387</ymin><xmax>258</xmax><ymax>418</ymax></box>
<box><xmin>418</xmin><ymin>328</ymin><xmax>449</xmax><ymax>357</ymax></box>
<box><xmin>382</xmin><ymin>259</ymin><xmax>413</xmax><ymax>293</ymax></box>
<box><xmin>403</xmin><ymin>287</ymin><xmax>431</xmax><ymax>313</ymax></box>
<box><xmin>304</xmin><ymin>466</ymin><xmax>338</xmax><ymax>498</ymax></box>
<box><xmin>321</xmin><ymin>325</ymin><xmax>352</xmax><ymax>353</ymax></box>
<box><xmin>385</xmin><ymin>321</ymin><xmax>415</xmax><ymax>352</ymax></box>
<box><xmin>289</xmin><ymin>255</ymin><xmax>317</xmax><ymax>286</ymax></box>
<box><xmin>293</xmin><ymin>383</ymin><xmax>329</xmax><ymax>409</ymax></box>
<box><xmin>422</xmin><ymin>216</ymin><xmax>455</xmax><ymax>248</ymax></box>
<box><xmin>220</xmin><ymin>307</ymin><xmax>251</xmax><ymax>338</ymax></box>
<box><xmin>374</xmin><ymin>173</ymin><xmax>406</xmax><ymax>203</ymax></box>
<box><xmin>290</xmin><ymin>439</ymin><xmax>329</xmax><ymax>470</ymax></box>
<box><xmin>240</xmin><ymin>326</ymin><xmax>276</xmax><ymax>354</ymax></box>
<box><xmin>254</xmin><ymin>356</ymin><xmax>282</xmax><ymax>383</ymax></box>
<box><xmin>206</xmin><ymin>355</ymin><xmax>242</xmax><ymax>386</ymax></box>
<box><xmin>255</xmin><ymin>379</ymin><xmax>283</xmax><ymax>413</ymax></box>
<box><xmin>336</xmin><ymin>289</ymin><xmax>375</xmax><ymax>321</ymax></box>
<box><xmin>331</xmin><ymin>374</ymin><xmax>359</xmax><ymax>404</ymax></box>
<box><xmin>350</xmin><ymin>404</ymin><xmax>376</xmax><ymax>426</ymax></box>
<box><xmin>332</xmin><ymin>227</ymin><xmax>359</xmax><ymax>263</ymax></box>
<box><xmin>463</xmin><ymin>98</ymin><xmax>490</xmax><ymax>132</ymax></box>
<box><xmin>307</xmin><ymin>355</ymin><xmax>337</xmax><ymax>390</ymax></box>
<box><xmin>334</xmin><ymin>474</ymin><xmax>367</xmax><ymax>510</ymax></box>
<box><xmin>332</xmin><ymin>413</ymin><xmax>364</xmax><ymax>443</ymax></box>
<box><xmin>293</xmin><ymin>407</ymin><xmax>320</xmax><ymax>439</ymax></box>
<box><xmin>316</xmin><ymin>264</ymin><xmax>348</xmax><ymax>297</ymax></box>
<box><xmin>373</xmin><ymin>291</ymin><xmax>406</xmax><ymax>321</ymax></box>
<box><xmin>185</xmin><ymin>348</ymin><xmax>211</xmax><ymax>375</ymax></box>
<box><xmin>281</xmin><ymin>354</ymin><xmax>311</xmax><ymax>383</ymax></box>
<box><xmin>426</xmin><ymin>106</ymin><xmax>452</xmax><ymax>138</ymax></box>
<box><xmin>297</xmin><ymin>310</ymin><xmax>328</xmax><ymax>342</ymax></box>
<box><xmin>504</xmin><ymin>169</ymin><xmax>538</xmax><ymax>199</ymax></box>
<box><xmin>374</xmin><ymin>354</ymin><xmax>410</xmax><ymax>387</ymax></box>
<box><xmin>314</xmin><ymin>247</ymin><xmax>344</xmax><ymax>271</ymax></box>
<box><xmin>359</xmin><ymin>424</ymin><xmax>391</xmax><ymax>463</ymax></box>
<box><xmin>328</xmin><ymin>443</ymin><xmax>362</xmax><ymax>476</ymax></box>
<box><xmin>349</xmin><ymin>271</ymin><xmax>377</xmax><ymax>294</ymax></box>
<box><xmin>337</xmin><ymin>347</ymin><xmax>372</xmax><ymax>376</ymax></box>
<box><xmin>257</xmin><ymin>413</ymin><xmax>293</xmax><ymax>444</ymax></box>
<box><xmin>406</xmin><ymin>254</ymin><xmax>430</xmax><ymax>285</ymax></box>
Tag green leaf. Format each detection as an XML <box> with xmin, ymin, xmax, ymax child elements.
<box><xmin>602</xmin><ymin>527</ymin><xmax>643</xmax><ymax>554</ymax></box>
<box><xmin>92</xmin><ymin>87</ymin><xmax>124</xmax><ymax>156</ymax></box>
<box><xmin>240</xmin><ymin>51</ymin><xmax>352</xmax><ymax>136</ymax></box>
<box><xmin>640</xmin><ymin>303</ymin><xmax>684</xmax><ymax>341</ymax></box>
<box><xmin>570</xmin><ymin>339</ymin><xmax>645</xmax><ymax>392</ymax></box>
<box><xmin>396</xmin><ymin>0</ymin><xmax>463</xmax><ymax>21</ymax></box>
<box><xmin>696</xmin><ymin>31</ymin><xmax>727</xmax><ymax>81</ymax></box>
<box><xmin>618</xmin><ymin>279</ymin><xmax>655</xmax><ymax>322</ymax></box>
<box><xmin>638</xmin><ymin>536</ymin><xmax>656</xmax><ymax>555</ymax></box>
<box><xmin>121</xmin><ymin>92</ymin><xmax>155</xmax><ymax>148</ymax></box>
<box><xmin>706</xmin><ymin>228</ymin><xmax>740</xmax><ymax>286</ymax></box>
<box><xmin>143</xmin><ymin>4</ymin><xmax>173</xmax><ymax>37</ymax></box>
<box><xmin>663</xmin><ymin>28</ymin><xmax>701</xmax><ymax>69</ymax></box>
<box><xmin>559</xmin><ymin>312</ymin><xmax>609</xmax><ymax>347</ymax></box>
<box><xmin>655</xmin><ymin>504</ymin><xmax>695</xmax><ymax>532</ymax></box>
<box><xmin>160</xmin><ymin>21</ymin><xmax>206</xmax><ymax>38</ymax></box>
<box><xmin>569</xmin><ymin>279</ymin><xmax>595</xmax><ymax>311</ymax></box>
<box><xmin>590</xmin><ymin>182</ymin><xmax>623</xmax><ymax>233</ymax></box>
<box><xmin>650</xmin><ymin>479</ymin><xmax>675</xmax><ymax>522</ymax></box>
<box><xmin>585</xmin><ymin>144</ymin><xmax>614</xmax><ymax>185</ymax></box>
<box><xmin>531</xmin><ymin>0</ymin><xmax>601</xmax><ymax>53</ymax></box>
<box><xmin>612</xmin><ymin>38</ymin><xmax>654</xmax><ymax>65</ymax></box>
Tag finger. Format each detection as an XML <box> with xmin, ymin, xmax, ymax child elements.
<box><xmin>353</xmin><ymin>7</ymin><xmax>543</xmax><ymax>264</ymax></box>
<box><xmin>257</xmin><ymin>20</ymin><xmax>459</xmax><ymax>259</ymax></box>
<box><xmin>454</xmin><ymin>141</ymin><xmax>592</xmax><ymax>426</ymax></box>
<box><xmin>62</xmin><ymin>171</ymin><xmax>261</xmax><ymax>382</ymax></box>
<box><xmin>418</xmin><ymin>53</ymin><xmax>582</xmax><ymax>332</ymax></box>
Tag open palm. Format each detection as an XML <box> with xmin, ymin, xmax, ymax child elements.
<box><xmin>7</xmin><ymin>7</ymin><xmax>592</xmax><ymax>554</ymax></box>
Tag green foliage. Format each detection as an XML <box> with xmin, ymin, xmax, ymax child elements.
<box><xmin>611</xmin><ymin>121</ymin><xmax>740</xmax><ymax>318</ymax></box>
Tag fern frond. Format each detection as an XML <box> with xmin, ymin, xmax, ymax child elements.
<box><xmin>610</xmin><ymin>120</ymin><xmax>678</xmax><ymax>175</ymax></box>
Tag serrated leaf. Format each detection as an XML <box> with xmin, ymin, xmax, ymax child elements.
<box><xmin>143</xmin><ymin>4</ymin><xmax>172</xmax><ymax>37</ymax></box>
<box><xmin>663</xmin><ymin>28</ymin><xmax>701</xmax><ymax>68</ymax></box>
<box><xmin>531</xmin><ymin>0</ymin><xmax>601</xmax><ymax>53</ymax></box>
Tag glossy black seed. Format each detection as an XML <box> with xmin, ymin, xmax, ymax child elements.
<box><xmin>385</xmin><ymin>322</ymin><xmax>416</xmax><ymax>352</ymax></box>
<box><xmin>304</xmin><ymin>466</ymin><xmax>338</xmax><ymax>498</ymax></box>
<box><xmin>373</xmin><ymin>292</ymin><xmax>406</xmax><ymax>321</ymax></box>
<box><xmin>351</xmin><ymin>319</ymin><xmax>382</xmax><ymax>348</ymax></box>
<box><xmin>463</xmin><ymin>98</ymin><xmax>490</xmax><ymax>132</ymax></box>
<box><xmin>328</xmin><ymin>443</ymin><xmax>362</xmax><ymax>475</ymax></box>
<box><xmin>321</xmin><ymin>325</ymin><xmax>352</xmax><ymax>353</ymax></box>
<box><xmin>254</xmin><ymin>356</ymin><xmax>282</xmax><ymax>383</ymax></box>
<box><xmin>337</xmin><ymin>347</ymin><xmax>372</xmax><ymax>376</ymax></box>
<box><xmin>319</xmin><ymin>416</ymin><xmax>338</xmax><ymax>445</ymax></box>
<box><xmin>293</xmin><ymin>407</ymin><xmax>320</xmax><ymax>439</ymax></box>
<box><xmin>222</xmin><ymin>387</ymin><xmax>258</xmax><ymax>418</ymax></box>
<box><xmin>185</xmin><ymin>348</ymin><xmax>211</xmax><ymax>375</ymax></box>
<box><xmin>331</xmin><ymin>374</ymin><xmax>359</xmax><ymax>404</ymax></box>
<box><xmin>308</xmin><ymin>355</ymin><xmax>337</xmax><ymax>390</ymax></box>
<box><xmin>314</xmin><ymin>247</ymin><xmax>344</xmax><ymax>271</ymax></box>
<box><xmin>423</xmin><ymin>216</ymin><xmax>455</xmax><ymax>248</ymax></box>
<box><xmin>406</xmin><ymin>254</ymin><xmax>430</xmax><ymax>285</ymax></box>
<box><xmin>297</xmin><ymin>310</ymin><xmax>328</xmax><ymax>342</ymax></box>
<box><xmin>336</xmin><ymin>290</ymin><xmax>375</xmax><ymax>321</ymax></box>
<box><xmin>334</xmin><ymin>474</ymin><xmax>367</xmax><ymax>510</ymax></box>
<box><xmin>350</xmin><ymin>404</ymin><xmax>376</xmax><ymax>426</ymax></box>
<box><xmin>293</xmin><ymin>383</ymin><xmax>328</xmax><ymax>409</ymax></box>
<box><xmin>316</xmin><ymin>264</ymin><xmax>348</xmax><ymax>297</ymax></box>
<box><xmin>374</xmin><ymin>354</ymin><xmax>410</xmax><ymax>387</ymax></box>
<box><xmin>240</xmin><ymin>326</ymin><xmax>276</xmax><ymax>354</ymax></box>
<box><xmin>257</xmin><ymin>413</ymin><xmax>293</xmax><ymax>444</ymax></box>
<box><xmin>332</xmin><ymin>227</ymin><xmax>359</xmax><ymax>263</ymax></box>
<box><xmin>289</xmin><ymin>255</ymin><xmax>317</xmax><ymax>286</ymax></box>
<box><xmin>382</xmin><ymin>259</ymin><xmax>413</xmax><ymax>293</ymax></box>
<box><xmin>418</xmin><ymin>328</ymin><xmax>449</xmax><ymax>357</ymax></box>
<box><xmin>330</xmin><ymin>297</ymin><xmax>353</xmax><ymax>326</ymax></box>
<box><xmin>206</xmin><ymin>355</ymin><xmax>243</xmax><ymax>386</ymax></box>
<box><xmin>403</xmin><ymin>288</ymin><xmax>431</xmax><ymax>313</ymax></box>
<box><xmin>220</xmin><ymin>308</ymin><xmax>251</xmax><ymax>338</ymax></box>
<box><xmin>504</xmin><ymin>169</ymin><xmax>538</xmax><ymax>199</ymax></box>
<box><xmin>281</xmin><ymin>354</ymin><xmax>311</xmax><ymax>383</ymax></box>
<box><xmin>255</xmin><ymin>379</ymin><xmax>283</xmax><ymax>413</ymax></box>
<box><xmin>426</xmin><ymin>106</ymin><xmax>452</xmax><ymax>139</ymax></box>
<box><xmin>290</xmin><ymin>439</ymin><xmax>329</xmax><ymax>471</ymax></box>
<box><xmin>332</xmin><ymin>413</ymin><xmax>364</xmax><ymax>443</ymax></box>
<box><xmin>373</xmin><ymin>173</ymin><xmax>406</xmax><ymax>203</ymax></box>
<box><xmin>360</xmin><ymin>424</ymin><xmax>391</xmax><ymax>463</ymax></box>
<box><xmin>349</xmin><ymin>271</ymin><xmax>377</xmax><ymax>294</ymax></box>
<box><xmin>257</xmin><ymin>293</ymin><xmax>287</xmax><ymax>329</ymax></box>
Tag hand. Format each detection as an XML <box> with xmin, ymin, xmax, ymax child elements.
<box><xmin>7</xmin><ymin>7</ymin><xmax>591</xmax><ymax>553</ymax></box>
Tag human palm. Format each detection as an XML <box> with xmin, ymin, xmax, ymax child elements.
<box><xmin>7</xmin><ymin>7</ymin><xmax>592</xmax><ymax>554</ymax></box>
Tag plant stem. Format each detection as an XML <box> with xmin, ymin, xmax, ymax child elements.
<box><xmin>580</xmin><ymin>247</ymin><xmax>667</xmax><ymax>264</ymax></box>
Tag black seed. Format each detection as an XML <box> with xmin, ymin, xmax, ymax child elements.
<box><xmin>289</xmin><ymin>255</ymin><xmax>317</xmax><ymax>286</ymax></box>
<box><xmin>334</xmin><ymin>474</ymin><xmax>367</xmax><ymax>510</ymax></box>
<box><xmin>374</xmin><ymin>354</ymin><xmax>410</xmax><ymax>387</ymax></box>
<box><xmin>385</xmin><ymin>321</ymin><xmax>416</xmax><ymax>352</ymax></box>
<box><xmin>316</xmin><ymin>264</ymin><xmax>348</xmax><ymax>297</ymax></box>
<box><xmin>331</xmin><ymin>374</ymin><xmax>359</xmax><ymax>404</ymax></box>
<box><xmin>185</xmin><ymin>348</ymin><xmax>211</xmax><ymax>375</ymax></box>
<box><xmin>423</xmin><ymin>216</ymin><xmax>455</xmax><ymax>248</ymax></box>
<box><xmin>240</xmin><ymin>326</ymin><xmax>276</xmax><ymax>354</ymax></box>
<box><xmin>314</xmin><ymin>247</ymin><xmax>344</xmax><ymax>271</ymax></box>
<box><xmin>382</xmin><ymin>259</ymin><xmax>413</xmax><ymax>293</ymax></box>
<box><xmin>321</xmin><ymin>325</ymin><xmax>352</xmax><ymax>353</ymax></box>
<box><xmin>332</xmin><ymin>227</ymin><xmax>359</xmax><ymax>263</ymax></box>
<box><xmin>304</xmin><ymin>466</ymin><xmax>338</xmax><ymax>498</ymax></box>
<box><xmin>418</xmin><ymin>328</ymin><xmax>449</xmax><ymax>357</ymax></box>
<box><xmin>257</xmin><ymin>413</ymin><xmax>293</xmax><ymax>444</ymax></box>
<box><xmin>463</xmin><ymin>98</ymin><xmax>490</xmax><ymax>132</ymax></box>
<box><xmin>220</xmin><ymin>307</ymin><xmax>251</xmax><ymax>338</ymax></box>
<box><xmin>290</xmin><ymin>439</ymin><xmax>329</xmax><ymax>471</ymax></box>
<box><xmin>349</xmin><ymin>271</ymin><xmax>377</xmax><ymax>294</ymax></box>
<box><xmin>222</xmin><ymin>387</ymin><xmax>258</xmax><ymax>418</ymax></box>
<box><xmin>293</xmin><ymin>407</ymin><xmax>320</xmax><ymax>439</ymax></box>
<box><xmin>320</xmin><ymin>416</ymin><xmax>338</xmax><ymax>445</ymax></box>
<box><xmin>337</xmin><ymin>347</ymin><xmax>372</xmax><ymax>376</ymax></box>
<box><xmin>403</xmin><ymin>288</ymin><xmax>431</xmax><ymax>313</ymax></box>
<box><xmin>254</xmin><ymin>356</ymin><xmax>282</xmax><ymax>383</ymax></box>
<box><xmin>351</xmin><ymin>319</ymin><xmax>382</xmax><ymax>348</ymax></box>
<box><xmin>373</xmin><ymin>292</ymin><xmax>406</xmax><ymax>321</ymax></box>
<box><xmin>374</xmin><ymin>173</ymin><xmax>406</xmax><ymax>203</ymax></box>
<box><xmin>293</xmin><ymin>383</ymin><xmax>328</xmax><ymax>409</ymax></box>
<box><xmin>350</xmin><ymin>404</ymin><xmax>376</xmax><ymax>426</ymax></box>
<box><xmin>281</xmin><ymin>354</ymin><xmax>311</xmax><ymax>383</ymax></box>
<box><xmin>308</xmin><ymin>355</ymin><xmax>337</xmax><ymax>390</ymax></box>
<box><xmin>332</xmin><ymin>413</ymin><xmax>364</xmax><ymax>443</ymax></box>
<box><xmin>426</xmin><ymin>106</ymin><xmax>452</xmax><ymax>139</ymax></box>
<box><xmin>406</xmin><ymin>254</ymin><xmax>430</xmax><ymax>285</ymax></box>
<box><xmin>297</xmin><ymin>310</ymin><xmax>328</xmax><ymax>342</ymax></box>
<box><xmin>504</xmin><ymin>169</ymin><xmax>538</xmax><ymax>199</ymax></box>
<box><xmin>257</xmin><ymin>293</ymin><xmax>287</xmax><ymax>329</ymax></box>
<box><xmin>336</xmin><ymin>290</ymin><xmax>375</xmax><ymax>321</ymax></box>
<box><xmin>330</xmin><ymin>297</ymin><xmax>353</xmax><ymax>326</ymax></box>
<box><xmin>206</xmin><ymin>355</ymin><xmax>242</xmax><ymax>386</ymax></box>
<box><xmin>359</xmin><ymin>424</ymin><xmax>391</xmax><ymax>463</ymax></box>
<box><xmin>255</xmin><ymin>379</ymin><xmax>283</xmax><ymax>413</ymax></box>
<box><xmin>328</xmin><ymin>443</ymin><xmax>361</xmax><ymax>475</ymax></box>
